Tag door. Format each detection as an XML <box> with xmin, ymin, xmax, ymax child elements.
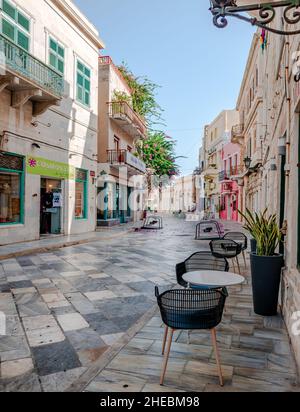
<box><xmin>227</xmin><ymin>196</ymin><xmax>231</xmax><ymax>221</ymax></box>
<box><xmin>40</xmin><ymin>178</ymin><xmax>62</xmax><ymax>235</ymax></box>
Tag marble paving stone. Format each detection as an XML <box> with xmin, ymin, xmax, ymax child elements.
<box><xmin>65</xmin><ymin>328</ymin><xmax>106</xmax><ymax>351</ymax></box>
<box><xmin>107</xmin><ymin>284</ymin><xmax>140</xmax><ymax>298</ymax></box>
<box><xmin>25</xmin><ymin>324</ymin><xmax>65</xmax><ymax>348</ymax></box>
<box><xmin>1</xmin><ymin>358</ymin><xmax>34</xmax><ymax>379</ymax></box>
<box><xmin>185</xmin><ymin>360</ymin><xmax>234</xmax><ymax>381</ymax></box>
<box><xmin>77</xmin><ymin>346</ymin><xmax>109</xmax><ymax>366</ymax></box>
<box><xmin>88</xmin><ymin>273</ymin><xmax>110</xmax><ymax>279</ymax></box>
<box><xmin>5</xmin><ymin>315</ymin><xmax>24</xmax><ymax>337</ymax></box>
<box><xmin>32</xmin><ymin>340</ymin><xmax>81</xmax><ymax>376</ymax></box>
<box><xmin>0</xmin><ymin>335</ymin><xmax>31</xmax><ymax>361</ymax></box>
<box><xmin>9</xmin><ymin>280</ymin><xmax>33</xmax><ymax>289</ymax></box>
<box><xmin>101</xmin><ymin>333</ymin><xmax>125</xmax><ymax>346</ymax></box>
<box><xmin>84</xmin><ymin>290</ymin><xmax>117</xmax><ymax>302</ymax></box>
<box><xmin>85</xmin><ymin>369</ymin><xmax>147</xmax><ymax>393</ymax></box>
<box><xmin>84</xmin><ymin>314</ymin><xmax>120</xmax><ymax>335</ymax></box>
<box><xmin>40</xmin><ymin>367</ymin><xmax>87</xmax><ymax>392</ymax></box>
<box><xmin>57</xmin><ymin>313</ymin><xmax>89</xmax><ymax>332</ymax></box>
<box><xmin>0</xmin><ymin>372</ymin><xmax>42</xmax><ymax>392</ymax></box>
<box><xmin>12</xmin><ymin>287</ymin><xmax>37</xmax><ymax>295</ymax></box>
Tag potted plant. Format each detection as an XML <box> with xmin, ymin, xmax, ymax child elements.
<box><xmin>239</xmin><ymin>208</ymin><xmax>284</xmax><ymax>316</ymax></box>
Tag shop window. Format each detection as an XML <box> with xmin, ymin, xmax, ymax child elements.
<box><xmin>0</xmin><ymin>152</ymin><xmax>24</xmax><ymax>225</ymax></box>
<box><xmin>76</xmin><ymin>59</ymin><xmax>91</xmax><ymax>107</ymax></box>
<box><xmin>1</xmin><ymin>0</ymin><xmax>30</xmax><ymax>51</ymax></box>
<box><xmin>49</xmin><ymin>37</ymin><xmax>65</xmax><ymax>75</ymax></box>
<box><xmin>75</xmin><ymin>168</ymin><xmax>87</xmax><ymax>219</ymax></box>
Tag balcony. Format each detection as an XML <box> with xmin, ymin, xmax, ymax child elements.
<box><xmin>107</xmin><ymin>149</ymin><xmax>146</xmax><ymax>174</ymax></box>
<box><xmin>108</xmin><ymin>102</ymin><xmax>147</xmax><ymax>139</ymax></box>
<box><xmin>219</xmin><ymin>170</ymin><xmax>231</xmax><ymax>182</ymax></box>
<box><xmin>0</xmin><ymin>34</ymin><xmax>63</xmax><ymax>116</ymax></box>
<box><xmin>231</xmin><ymin>124</ymin><xmax>245</xmax><ymax>144</ymax></box>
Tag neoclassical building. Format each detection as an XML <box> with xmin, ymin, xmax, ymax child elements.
<box><xmin>0</xmin><ymin>0</ymin><xmax>104</xmax><ymax>244</ymax></box>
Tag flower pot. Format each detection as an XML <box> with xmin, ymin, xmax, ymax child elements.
<box><xmin>250</xmin><ymin>253</ymin><xmax>284</xmax><ymax>316</ymax></box>
<box><xmin>250</xmin><ymin>238</ymin><xmax>257</xmax><ymax>253</ymax></box>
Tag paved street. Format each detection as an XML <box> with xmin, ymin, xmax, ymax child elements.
<box><xmin>0</xmin><ymin>217</ymin><xmax>299</xmax><ymax>392</ymax></box>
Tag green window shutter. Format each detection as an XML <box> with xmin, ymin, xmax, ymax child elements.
<box><xmin>17</xmin><ymin>31</ymin><xmax>29</xmax><ymax>51</ymax></box>
<box><xmin>77</xmin><ymin>73</ymin><xmax>83</xmax><ymax>86</ymax></box>
<box><xmin>77</xmin><ymin>61</ymin><xmax>84</xmax><ymax>72</ymax></box>
<box><xmin>84</xmin><ymin>91</ymin><xmax>90</xmax><ymax>106</ymax></box>
<box><xmin>2</xmin><ymin>19</ymin><xmax>15</xmax><ymax>41</ymax></box>
<box><xmin>84</xmin><ymin>67</ymin><xmax>91</xmax><ymax>78</ymax></box>
<box><xmin>49</xmin><ymin>52</ymin><xmax>57</xmax><ymax>69</ymax></box>
<box><xmin>50</xmin><ymin>38</ymin><xmax>57</xmax><ymax>52</ymax></box>
<box><xmin>17</xmin><ymin>12</ymin><xmax>29</xmax><ymax>32</ymax></box>
<box><xmin>57</xmin><ymin>59</ymin><xmax>64</xmax><ymax>74</ymax></box>
<box><xmin>57</xmin><ymin>45</ymin><xmax>64</xmax><ymax>58</ymax></box>
<box><xmin>77</xmin><ymin>86</ymin><xmax>83</xmax><ymax>102</ymax></box>
<box><xmin>84</xmin><ymin>79</ymin><xmax>90</xmax><ymax>92</ymax></box>
<box><xmin>3</xmin><ymin>0</ymin><xmax>16</xmax><ymax>20</ymax></box>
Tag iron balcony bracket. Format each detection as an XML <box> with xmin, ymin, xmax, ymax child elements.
<box><xmin>210</xmin><ymin>0</ymin><xmax>300</xmax><ymax>35</ymax></box>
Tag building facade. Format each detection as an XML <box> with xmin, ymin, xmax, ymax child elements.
<box><xmin>202</xmin><ymin>110</ymin><xmax>239</xmax><ymax>219</ymax></box>
<box><xmin>234</xmin><ymin>20</ymin><xmax>300</xmax><ymax>371</ymax></box>
<box><xmin>97</xmin><ymin>57</ymin><xmax>147</xmax><ymax>226</ymax></box>
<box><xmin>219</xmin><ymin>141</ymin><xmax>242</xmax><ymax>222</ymax></box>
<box><xmin>0</xmin><ymin>0</ymin><xmax>104</xmax><ymax>244</ymax></box>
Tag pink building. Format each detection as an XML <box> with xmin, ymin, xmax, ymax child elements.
<box><xmin>219</xmin><ymin>142</ymin><xmax>242</xmax><ymax>222</ymax></box>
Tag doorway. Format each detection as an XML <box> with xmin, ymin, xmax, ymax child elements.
<box><xmin>40</xmin><ymin>178</ymin><xmax>62</xmax><ymax>235</ymax></box>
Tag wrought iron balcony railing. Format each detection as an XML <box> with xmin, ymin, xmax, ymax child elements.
<box><xmin>0</xmin><ymin>34</ymin><xmax>64</xmax><ymax>98</ymax></box>
<box><xmin>108</xmin><ymin>101</ymin><xmax>147</xmax><ymax>138</ymax></box>
<box><xmin>107</xmin><ymin>149</ymin><xmax>146</xmax><ymax>174</ymax></box>
<box><xmin>219</xmin><ymin>166</ymin><xmax>245</xmax><ymax>181</ymax></box>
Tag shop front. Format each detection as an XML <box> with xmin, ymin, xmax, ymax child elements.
<box><xmin>0</xmin><ymin>150</ymin><xmax>94</xmax><ymax>245</ymax></box>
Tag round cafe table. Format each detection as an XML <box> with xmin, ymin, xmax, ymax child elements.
<box><xmin>183</xmin><ymin>270</ymin><xmax>245</xmax><ymax>289</ymax></box>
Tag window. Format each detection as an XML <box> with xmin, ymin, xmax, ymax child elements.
<box><xmin>49</xmin><ymin>37</ymin><xmax>65</xmax><ymax>75</ymax></box>
<box><xmin>0</xmin><ymin>153</ymin><xmax>24</xmax><ymax>225</ymax></box>
<box><xmin>76</xmin><ymin>59</ymin><xmax>91</xmax><ymax>107</ymax></box>
<box><xmin>1</xmin><ymin>0</ymin><xmax>30</xmax><ymax>51</ymax></box>
<box><xmin>75</xmin><ymin>168</ymin><xmax>87</xmax><ymax>219</ymax></box>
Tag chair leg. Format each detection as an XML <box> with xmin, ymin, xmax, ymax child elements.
<box><xmin>231</xmin><ymin>258</ymin><xmax>236</xmax><ymax>272</ymax></box>
<box><xmin>162</xmin><ymin>326</ymin><xmax>169</xmax><ymax>355</ymax></box>
<box><xmin>211</xmin><ymin>328</ymin><xmax>224</xmax><ymax>387</ymax></box>
<box><xmin>236</xmin><ymin>256</ymin><xmax>241</xmax><ymax>275</ymax></box>
<box><xmin>242</xmin><ymin>250</ymin><xmax>247</xmax><ymax>267</ymax></box>
<box><xmin>187</xmin><ymin>330</ymin><xmax>191</xmax><ymax>344</ymax></box>
<box><xmin>160</xmin><ymin>328</ymin><xmax>174</xmax><ymax>386</ymax></box>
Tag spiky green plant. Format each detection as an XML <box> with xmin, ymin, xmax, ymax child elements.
<box><xmin>238</xmin><ymin>208</ymin><xmax>282</xmax><ymax>256</ymax></box>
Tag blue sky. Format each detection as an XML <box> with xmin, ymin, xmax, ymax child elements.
<box><xmin>74</xmin><ymin>0</ymin><xmax>255</xmax><ymax>175</ymax></box>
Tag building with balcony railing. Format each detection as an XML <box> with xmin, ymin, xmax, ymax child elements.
<box><xmin>0</xmin><ymin>0</ymin><xmax>104</xmax><ymax>245</ymax></box>
<box><xmin>97</xmin><ymin>56</ymin><xmax>147</xmax><ymax>226</ymax></box>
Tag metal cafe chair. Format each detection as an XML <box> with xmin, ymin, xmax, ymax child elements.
<box><xmin>195</xmin><ymin>220</ymin><xmax>224</xmax><ymax>240</ymax></box>
<box><xmin>176</xmin><ymin>251</ymin><xmax>229</xmax><ymax>288</ymax></box>
<box><xmin>223</xmin><ymin>232</ymin><xmax>248</xmax><ymax>267</ymax></box>
<box><xmin>210</xmin><ymin>239</ymin><xmax>242</xmax><ymax>274</ymax></box>
<box><xmin>155</xmin><ymin>287</ymin><xmax>227</xmax><ymax>387</ymax></box>
<box><xmin>142</xmin><ymin>215</ymin><xmax>163</xmax><ymax>230</ymax></box>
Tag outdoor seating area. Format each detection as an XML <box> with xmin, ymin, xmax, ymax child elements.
<box><xmin>142</xmin><ymin>216</ymin><xmax>164</xmax><ymax>231</ymax></box>
<box><xmin>195</xmin><ymin>220</ymin><xmax>224</xmax><ymax>241</ymax></box>
<box><xmin>154</xmin><ymin>227</ymin><xmax>267</xmax><ymax>388</ymax></box>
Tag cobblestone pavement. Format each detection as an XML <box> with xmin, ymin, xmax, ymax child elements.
<box><xmin>0</xmin><ymin>217</ymin><xmax>211</xmax><ymax>391</ymax></box>
<box><xmin>0</xmin><ymin>218</ymin><xmax>299</xmax><ymax>392</ymax></box>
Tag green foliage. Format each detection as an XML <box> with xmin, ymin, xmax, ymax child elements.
<box><xmin>135</xmin><ymin>131</ymin><xmax>179</xmax><ymax>178</ymax></box>
<box><xmin>112</xmin><ymin>90</ymin><xmax>132</xmax><ymax>105</ymax></box>
<box><xmin>117</xmin><ymin>63</ymin><xmax>163</xmax><ymax>127</ymax></box>
<box><xmin>238</xmin><ymin>208</ymin><xmax>282</xmax><ymax>256</ymax></box>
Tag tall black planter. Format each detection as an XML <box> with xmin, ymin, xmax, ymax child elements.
<box><xmin>250</xmin><ymin>253</ymin><xmax>284</xmax><ymax>316</ymax></box>
<box><xmin>250</xmin><ymin>238</ymin><xmax>257</xmax><ymax>253</ymax></box>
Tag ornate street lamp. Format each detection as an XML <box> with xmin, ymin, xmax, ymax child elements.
<box><xmin>244</xmin><ymin>156</ymin><xmax>252</xmax><ymax>169</ymax></box>
<box><xmin>209</xmin><ymin>0</ymin><xmax>300</xmax><ymax>35</ymax></box>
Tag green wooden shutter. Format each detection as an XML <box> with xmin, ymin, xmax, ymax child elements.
<box><xmin>17</xmin><ymin>12</ymin><xmax>30</xmax><ymax>32</ymax></box>
<box><xmin>2</xmin><ymin>19</ymin><xmax>15</xmax><ymax>41</ymax></box>
<box><xmin>3</xmin><ymin>0</ymin><xmax>16</xmax><ymax>20</ymax></box>
<box><xmin>17</xmin><ymin>30</ymin><xmax>29</xmax><ymax>51</ymax></box>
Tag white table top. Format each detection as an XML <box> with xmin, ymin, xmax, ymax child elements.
<box><xmin>183</xmin><ymin>270</ymin><xmax>245</xmax><ymax>288</ymax></box>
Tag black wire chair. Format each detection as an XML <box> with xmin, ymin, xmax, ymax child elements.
<box><xmin>142</xmin><ymin>216</ymin><xmax>163</xmax><ymax>230</ymax></box>
<box><xmin>223</xmin><ymin>232</ymin><xmax>248</xmax><ymax>267</ymax></box>
<box><xmin>195</xmin><ymin>220</ymin><xmax>224</xmax><ymax>240</ymax></box>
<box><xmin>176</xmin><ymin>251</ymin><xmax>229</xmax><ymax>288</ymax></box>
<box><xmin>155</xmin><ymin>287</ymin><xmax>227</xmax><ymax>386</ymax></box>
<box><xmin>210</xmin><ymin>239</ymin><xmax>242</xmax><ymax>274</ymax></box>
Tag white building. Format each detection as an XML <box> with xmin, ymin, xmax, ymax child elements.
<box><xmin>0</xmin><ymin>0</ymin><xmax>104</xmax><ymax>244</ymax></box>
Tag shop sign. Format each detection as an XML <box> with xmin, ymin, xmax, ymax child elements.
<box><xmin>26</xmin><ymin>156</ymin><xmax>75</xmax><ymax>180</ymax></box>
<box><xmin>125</xmin><ymin>152</ymin><xmax>146</xmax><ymax>173</ymax></box>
